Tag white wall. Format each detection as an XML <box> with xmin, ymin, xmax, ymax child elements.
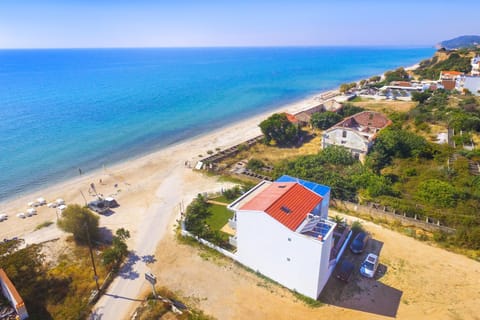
<box><xmin>236</xmin><ymin>210</ymin><xmax>330</xmax><ymax>299</ymax></box>
<box><xmin>320</xmin><ymin>191</ymin><xmax>330</xmax><ymax>219</ymax></box>
<box><xmin>323</xmin><ymin>128</ymin><xmax>369</xmax><ymax>154</ymax></box>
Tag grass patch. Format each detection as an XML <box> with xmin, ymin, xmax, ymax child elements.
<box><xmin>293</xmin><ymin>291</ymin><xmax>324</xmax><ymax>308</ymax></box>
<box><xmin>210</xmin><ymin>195</ymin><xmax>230</xmax><ymax>204</ymax></box>
<box><xmin>206</xmin><ymin>204</ymin><xmax>233</xmax><ymax>231</ymax></box>
<box><xmin>35</xmin><ymin>221</ymin><xmax>54</xmax><ymax>230</ymax></box>
<box><xmin>45</xmin><ymin>244</ymin><xmax>109</xmax><ymax>319</ymax></box>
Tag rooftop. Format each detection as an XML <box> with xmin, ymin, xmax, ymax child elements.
<box><xmin>275</xmin><ymin>175</ymin><xmax>330</xmax><ymax>197</ymax></box>
<box><xmin>238</xmin><ymin>182</ymin><xmax>322</xmax><ymax>231</ymax></box>
<box><xmin>328</xmin><ymin>111</ymin><xmax>391</xmax><ymax>138</ymax></box>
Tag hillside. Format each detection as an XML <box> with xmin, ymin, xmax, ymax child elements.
<box><xmin>414</xmin><ymin>49</ymin><xmax>473</xmax><ymax>79</ymax></box>
<box><xmin>437</xmin><ymin>35</ymin><xmax>480</xmax><ymax>49</ymax></box>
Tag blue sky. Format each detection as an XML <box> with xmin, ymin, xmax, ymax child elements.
<box><xmin>1</xmin><ymin>0</ymin><xmax>479</xmax><ymax>48</ymax></box>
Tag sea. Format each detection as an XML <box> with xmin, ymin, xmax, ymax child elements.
<box><xmin>0</xmin><ymin>47</ymin><xmax>434</xmax><ymax>202</ymax></box>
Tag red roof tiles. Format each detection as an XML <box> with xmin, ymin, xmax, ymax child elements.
<box><xmin>285</xmin><ymin>113</ymin><xmax>299</xmax><ymax>124</ymax></box>
<box><xmin>240</xmin><ymin>182</ymin><xmax>322</xmax><ymax>231</ymax></box>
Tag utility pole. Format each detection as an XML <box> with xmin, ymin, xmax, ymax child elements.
<box><xmin>85</xmin><ymin>222</ymin><xmax>100</xmax><ymax>292</ymax></box>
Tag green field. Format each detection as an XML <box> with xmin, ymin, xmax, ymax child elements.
<box><xmin>206</xmin><ymin>204</ymin><xmax>233</xmax><ymax>231</ymax></box>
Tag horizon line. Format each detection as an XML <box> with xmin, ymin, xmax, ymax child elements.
<box><xmin>0</xmin><ymin>44</ymin><xmax>435</xmax><ymax>50</ymax></box>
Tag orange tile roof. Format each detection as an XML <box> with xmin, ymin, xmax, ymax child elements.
<box><xmin>441</xmin><ymin>71</ymin><xmax>463</xmax><ymax>76</ymax></box>
<box><xmin>285</xmin><ymin>113</ymin><xmax>299</xmax><ymax>123</ymax></box>
<box><xmin>240</xmin><ymin>182</ymin><xmax>322</xmax><ymax>231</ymax></box>
<box><xmin>0</xmin><ymin>268</ymin><xmax>25</xmax><ymax>309</ymax></box>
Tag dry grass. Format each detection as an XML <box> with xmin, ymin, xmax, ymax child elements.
<box><xmin>220</xmin><ymin>130</ymin><xmax>322</xmax><ymax>169</ymax></box>
<box><xmin>354</xmin><ymin>99</ymin><xmax>417</xmax><ymax>114</ymax></box>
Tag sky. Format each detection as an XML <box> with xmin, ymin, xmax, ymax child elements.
<box><xmin>0</xmin><ymin>0</ymin><xmax>479</xmax><ymax>48</ymax></box>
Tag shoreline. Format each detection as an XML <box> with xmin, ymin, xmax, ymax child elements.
<box><xmin>0</xmin><ymin>87</ymin><xmax>336</xmax><ymax>239</ymax></box>
<box><xmin>0</xmin><ymin>57</ymin><xmax>422</xmax><ymax>240</ymax></box>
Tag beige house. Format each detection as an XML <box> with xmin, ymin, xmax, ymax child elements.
<box><xmin>322</xmin><ymin>111</ymin><xmax>391</xmax><ymax>162</ymax></box>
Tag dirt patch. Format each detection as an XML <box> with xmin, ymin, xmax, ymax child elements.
<box><xmin>151</xmin><ymin>211</ymin><xmax>480</xmax><ymax>320</ymax></box>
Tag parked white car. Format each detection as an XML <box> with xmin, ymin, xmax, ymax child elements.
<box><xmin>360</xmin><ymin>253</ymin><xmax>379</xmax><ymax>278</ymax></box>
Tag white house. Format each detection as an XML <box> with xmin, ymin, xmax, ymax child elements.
<box><xmin>227</xmin><ymin>175</ymin><xmax>348</xmax><ymax>299</ymax></box>
<box><xmin>0</xmin><ymin>268</ymin><xmax>29</xmax><ymax>320</ymax></box>
<box><xmin>322</xmin><ymin>111</ymin><xmax>391</xmax><ymax>162</ymax></box>
<box><xmin>456</xmin><ymin>75</ymin><xmax>480</xmax><ymax>96</ymax></box>
<box><xmin>471</xmin><ymin>56</ymin><xmax>480</xmax><ymax>76</ymax></box>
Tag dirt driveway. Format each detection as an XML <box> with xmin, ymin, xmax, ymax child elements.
<box><xmin>149</xmin><ymin>211</ymin><xmax>480</xmax><ymax>320</ymax></box>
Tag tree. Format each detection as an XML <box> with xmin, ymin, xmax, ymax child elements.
<box><xmin>411</xmin><ymin>91</ymin><xmax>432</xmax><ymax>104</ymax></box>
<box><xmin>259</xmin><ymin>113</ymin><xmax>300</xmax><ymax>146</ymax></box>
<box><xmin>319</xmin><ymin>146</ymin><xmax>356</xmax><ymax>165</ymax></box>
<box><xmin>57</xmin><ymin>204</ymin><xmax>100</xmax><ymax>244</ymax></box>
<box><xmin>102</xmin><ymin>228</ymin><xmax>130</xmax><ymax>270</ymax></box>
<box><xmin>338</xmin><ymin>103</ymin><xmax>364</xmax><ymax>117</ymax></box>
<box><xmin>184</xmin><ymin>194</ymin><xmax>211</xmax><ymax>237</ymax></box>
<box><xmin>310</xmin><ymin>111</ymin><xmax>342</xmax><ymax>130</ymax></box>
<box><xmin>384</xmin><ymin>67</ymin><xmax>409</xmax><ymax>83</ymax></box>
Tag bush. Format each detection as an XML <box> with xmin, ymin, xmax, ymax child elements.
<box><xmin>351</xmin><ymin>220</ymin><xmax>364</xmax><ymax>233</ymax></box>
<box><xmin>247</xmin><ymin>158</ymin><xmax>265</xmax><ymax>171</ymax></box>
<box><xmin>223</xmin><ymin>186</ymin><xmax>243</xmax><ymax>201</ymax></box>
<box><xmin>57</xmin><ymin>204</ymin><xmax>100</xmax><ymax>244</ymax></box>
<box><xmin>417</xmin><ymin>179</ymin><xmax>459</xmax><ymax>208</ymax></box>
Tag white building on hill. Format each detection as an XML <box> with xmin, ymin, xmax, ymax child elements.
<box><xmin>227</xmin><ymin>175</ymin><xmax>350</xmax><ymax>299</ymax></box>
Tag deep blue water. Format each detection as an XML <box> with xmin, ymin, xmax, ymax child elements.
<box><xmin>0</xmin><ymin>47</ymin><xmax>434</xmax><ymax>201</ymax></box>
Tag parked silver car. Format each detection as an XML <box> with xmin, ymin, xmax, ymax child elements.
<box><xmin>360</xmin><ymin>253</ymin><xmax>379</xmax><ymax>278</ymax></box>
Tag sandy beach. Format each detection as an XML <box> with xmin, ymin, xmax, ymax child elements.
<box><xmin>0</xmin><ymin>89</ymin><xmax>336</xmax><ymax>241</ymax></box>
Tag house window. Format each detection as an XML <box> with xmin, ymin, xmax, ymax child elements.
<box><xmin>280</xmin><ymin>206</ymin><xmax>291</xmax><ymax>214</ymax></box>
<box><xmin>342</xmin><ymin>130</ymin><xmax>347</xmax><ymax>138</ymax></box>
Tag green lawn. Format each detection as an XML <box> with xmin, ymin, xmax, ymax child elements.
<box><xmin>210</xmin><ymin>195</ymin><xmax>230</xmax><ymax>204</ymax></box>
<box><xmin>206</xmin><ymin>204</ymin><xmax>233</xmax><ymax>231</ymax></box>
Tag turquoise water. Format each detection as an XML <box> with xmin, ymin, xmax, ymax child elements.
<box><xmin>0</xmin><ymin>47</ymin><xmax>434</xmax><ymax>201</ymax></box>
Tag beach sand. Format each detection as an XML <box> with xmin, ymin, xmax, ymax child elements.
<box><xmin>0</xmin><ymin>90</ymin><xmax>335</xmax><ymax>242</ymax></box>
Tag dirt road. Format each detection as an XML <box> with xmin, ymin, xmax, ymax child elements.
<box><xmin>150</xmin><ymin>210</ymin><xmax>480</xmax><ymax>320</ymax></box>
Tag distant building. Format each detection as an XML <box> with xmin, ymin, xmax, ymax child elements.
<box><xmin>0</xmin><ymin>268</ymin><xmax>29</xmax><ymax>320</ymax></box>
<box><xmin>471</xmin><ymin>56</ymin><xmax>480</xmax><ymax>76</ymax></box>
<box><xmin>456</xmin><ymin>75</ymin><xmax>480</xmax><ymax>95</ymax></box>
<box><xmin>294</xmin><ymin>101</ymin><xmax>343</xmax><ymax>127</ymax></box>
<box><xmin>321</xmin><ymin>100</ymin><xmax>343</xmax><ymax>113</ymax></box>
<box><xmin>439</xmin><ymin>70</ymin><xmax>464</xmax><ymax>80</ymax></box>
<box><xmin>294</xmin><ymin>105</ymin><xmax>323</xmax><ymax>126</ymax></box>
<box><xmin>322</xmin><ymin>111</ymin><xmax>391</xmax><ymax>162</ymax></box>
<box><xmin>227</xmin><ymin>175</ymin><xmax>351</xmax><ymax>299</ymax></box>
<box><xmin>285</xmin><ymin>113</ymin><xmax>300</xmax><ymax>126</ymax></box>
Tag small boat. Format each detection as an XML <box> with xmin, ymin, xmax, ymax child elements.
<box><xmin>56</xmin><ymin>198</ymin><xmax>65</xmax><ymax>205</ymax></box>
<box><xmin>37</xmin><ymin>197</ymin><xmax>47</xmax><ymax>205</ymax></box>
<box><xmin>17</xmin><ymin>213</ymin><xmax>26</xmax><ymax>219</ymax></box>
